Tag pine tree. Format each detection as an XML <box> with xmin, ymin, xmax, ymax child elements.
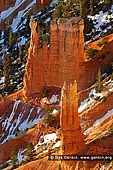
<box><xmin>66</xmin><ymin>0</ymin><xmax>78</xmax><ymax>18</ymax></box>
<box><xmin>19</xmin><ymin>44</ymin><xmax>23</xmax><ymax>63</ymax></box>
<box><xmin>44</xmin><ymin>107</ymin><xmax>54</xmax><ymax>126</ymax></box>
<box><xmin>80</xmin><ymin>0</ymin><xmax>83</xmax><ymax>17</ymax></box>
<box><xmin>90</xmin><ymin>0</ymin><xmax>94</xmax><ymax>15</ymax></box>
<box><xmin>105</xmin><ymin>0</ymin><xmax>111</xmax><ymax>5</ymax></box>
<box><xmin>8</xmin><ymin>30</ymin><xmax>16</xmax><ymax>51</ymax></box>
<box><xmin>23</xmin><ymin>40</ymin><xmax>30</xmax><ymax>62</ymax></box>
<box><xmin>2</xmin><ymin>45</ymin><xmax>10</xmax><ymax>92</ymax></box>
<box><xmin>53</xmin><ymin>0</ymin><xmax>79</xmax><ymax>18</ymax></box>
<box><xmin>82</xmin><ymin>0</ymin><xmax>90</xmax><ymax>18</ymax></box>
<box><xmin>3</xmin><ymin>26</ymin><xmax>11</xmax><ymax>44</ymax></box>
<box><xmin>111</xmin><ymin>62</ymin><xmax>113</xmax><ymax>80</ymax></box>
<box><xmin>10</xmin><ymin>148</ymin><xmax>18</xmax><ymax>168</ymax></box>
<box><xmin>95</xmin><ymin>69</ymin><xmax>103</xmax><ymax>93</ymax></box>
<box><xmin>52</xmin><ymin>0</ymin><xmax>64</xmax><ymax>18</ymax></box>
<box><xmin>18</xmin><ymin>34</ymin><xmax>23</xmax><ymax>63</ymax></box>
<box><xmin>63</xmin><ymin>0</ymin><xmax>73</xmax><ymax>18</ymax></box>
<box><xmin>26</xmin><ymin>142</ymin><xmax>35</xmax><ymax>161</ymax></box>
<box><xmin>58</xmin><ymin>163</ymin><xmax>61</xmax><ymax>170</ymax></box>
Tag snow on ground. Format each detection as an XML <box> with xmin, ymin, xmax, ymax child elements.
<box><xmin>85</xmin><ymin>5</ymin><xmax>113</xmax><ymax>45</ymax></box>
<box><xmin>38</xmin><ymin>133</ymin><xmax>57</xmax><ymax>146</ymax></box>
<box><xmin>19</xmin><ymin>107</ymin><xmax>42</xmax><ymax>131</ymax></box>
<box><xmin>0</xmin><ymin>0</ymin><xmax>26</xmax><ymax>20</ymax></box>
<box><xmin>35</xmin><ymin>132</ymin><xmax>60</xmax><ymax>154</ymax></box>
<box><xmin>78</xmin><ymin>78</ymin><xmax>113</xmax><ymax>114</ymax></box>
<box><xmin>44</xmin><ymin>17</ymin><xmax>51</xmax><ymax>23</ymax></box>
<box><xmin>13</xmin><ymin>148</ymin><xmax>26</xmax><ymax>164</ymax></box>
<box><xmin>100</xmin><ymin>165</ymin><xmax>105</xmax><ymax>170</ymax></box>
<box><xmin>0</xmin><ymin>77</ymin><xmax>4</xmax><ymax>84</ymax></box>
<box><xmin>84</xmin><ymin>109</ymin><xmax>113</xmax><ymax>135</ymax></box>
<box><xmin>20</xmin><ymin>36</ymin><xmax>27</xmax><ymax>45</ymax></box>
<box><xmin>52</xmin><ymin>140</ymin><xmax>60</xmax><ymax>149</ymax></box>
<box><xmin>35</xmin><ymin>133</ymin><xmax>57</xmax><ymax>149</ymax></box>
<box><xmin>0</xmin><ymin>0</ymin><xmax>36</xmax><ymax>21</ymax></box>
<box><xmin>91</xmin><ymin>109</ymin><xmax>113</xmax><ymax>127</ymax></box>
<box><xmin>45</xmin><ymin>95</ymin><xmax>60</xmax><ymax>104</ymax></box>
<box><xmin>50</xmin><ymin>0</ymin><xmax>58</xmax><ymax>6</ymax></box>
<box><xmin>11</xmin><ymin>0</ymin><xmax>36</xmax><ymax>32</ymax></box>
<box><xmin>2</xmin><ymin>100</ymin><xmax>21</xmax><ymax>131</ymax></box>
<box><xmin>18</xmin><ymin>148</ymin><xmax>24</xmax><ymax>163</ymax></box>
<box><xmin>51</xmin><ymin>109</ymin><xmax>58</xmax><ymax>114</ymax></box>
<box><xmin>0</xmin><ymin>100</ymin><xmax>43</xmax><ymax>144</ymax></box>
<box><xmin>78</xmin><ymin>88</ymin><xmax>103</xmax><ymax>114</ymax></box>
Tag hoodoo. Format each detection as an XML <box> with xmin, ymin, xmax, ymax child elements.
<box><xmin>60</xmin><ymin>81</ymin><xmax>85</xmax><ymax>155</ymax></box>
<box><xmin>23</xmin><ymin>18</ymin><xmax>84</xmax><ymax>100</ymax></box>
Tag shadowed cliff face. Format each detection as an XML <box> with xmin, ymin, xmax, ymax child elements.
<box><xmin>0</xmin><ymin>0</ymin><xmax>52</xmax><ymax>12</ymax></box>
<box><xmin>0</xmin><ymin>0</ymin><xmax>16</xmax><ymax>12</ymax></box>
<box><xmin>0</xmin><ymin>99</ymin><xmax>44</xmax><ymax>144</ymax></box>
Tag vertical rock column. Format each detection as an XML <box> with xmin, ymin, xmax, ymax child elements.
<box><xmin>36</xmin><ymin>0</ymin><xmax>41</xmax><ymax>10</ymax></box>
<box><xmin>49</xmin><ymin>18</ymin><xmax>85</xmax><ymax>88</ymax></box>
<box><xmin>23</xmin><ymin>19</ymin><xmax>40</xmax><ymax>100</ymax></box>
<box><xmin>49</xmin><ymin>19</ymin><xmax>59</xmax><ymax>86</ymax></box>
<box><xmin>60</xmin><ymin>80</ymin><xmax>85</xmax><ymax>155</ymax></box>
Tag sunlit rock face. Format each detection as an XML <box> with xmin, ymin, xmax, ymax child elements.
<box><xmin>23</xmin><ymin>17</ymin><xmax>113</xmax><ymax>101</ymax></box>
<box><xmin>23</xmin><ymin>18</ymin><xmax>84</xmax><ymax>100</ymax></box>
<box><xmin>60</xmin><ymin>81</ymin><xmax>85</xmax><ymax>155</ymax></box>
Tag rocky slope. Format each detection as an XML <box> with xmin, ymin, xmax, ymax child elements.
<box><xmin>0</xmin><ymin>119</ymin><xmax>56</xmax><ymax>165</ymax></box>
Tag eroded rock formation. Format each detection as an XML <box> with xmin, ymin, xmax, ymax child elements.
<box><xmin>60</xmin><ymin>81</ymin><xmax>85</xmax><ymax>155</ymax></box>
<box><xmin>23</xmin><ymin>18</ymin><xmax>113</xmax><ymax>101</ymax></box>
<box><xmin>23</xmin><ymin>18</ymin><xmax>84</xmax><ymax>100</ymax></box>
<box><xmin>1</xmin><ymin>15</ymin><xmax>113</xmax><ymax>169</ymax></box>
<box><xmin>23</xmin><ymin>19</ymin><xmax>40</xmax><ymax>100</ymax></box>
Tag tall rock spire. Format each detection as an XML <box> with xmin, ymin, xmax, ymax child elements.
<box><xmin>60</xmin><ymin>80</ymin><xmax>85</xmax><ymax>155</ymax></box>
<box><xmin>23</xmin><ymin>19</ymin><xmax>40</xmax><ymax>100</ymax></box>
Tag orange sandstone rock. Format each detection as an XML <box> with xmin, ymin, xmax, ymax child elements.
<box><xmin>23</xmin><ymin>18</ymin><xmax>84</xmax><ymax>101</ymax></box>
<box><xmin>60</xmin><ymin>81</ymin><xmax>85</xmax><ymax>155</ymax></box>
<box><xmin>23</xmin><ymin>17</ymin><xmax>113</xmax><ymax>101</ymax></box>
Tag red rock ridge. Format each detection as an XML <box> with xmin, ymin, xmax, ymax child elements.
<box><xmin>0</xmin><ymin>120</ymin><xmax>55</xmax><ymax>164</ymax></box>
